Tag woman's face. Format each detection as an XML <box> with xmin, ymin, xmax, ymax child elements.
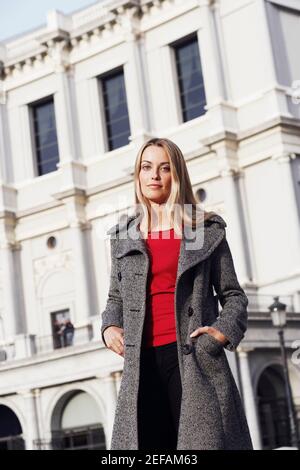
<box><xmin>139</xmin><ymin>145</ymin><xmax>172</xmax><ymax>205</ymax></box>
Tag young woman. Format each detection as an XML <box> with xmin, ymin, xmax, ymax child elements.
<box><xmin>101</xmin><ymin>137</ymin><xmax>253</xmax><ymax>450</ymax></box>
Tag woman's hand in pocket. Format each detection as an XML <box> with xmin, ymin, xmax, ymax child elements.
<box><xmin>190</xmin><ymin>325</ymin><xmax>228</xmax><ymax>345</ymax></box>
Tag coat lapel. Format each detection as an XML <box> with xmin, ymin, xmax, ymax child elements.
<box><xmin>176</xmin><ymin>215</ymin><xmax>226</xmax><ymax>278</ymax></box>
<box><xmin>110</xmin><ymin>212</ymin><xmax>226</xmax><ymax>277</ymax></box>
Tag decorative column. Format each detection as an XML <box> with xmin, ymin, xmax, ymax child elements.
<box><xmin>257</xmin><ymin>0</ymin><xmax>279</xmax><ymax>84</ymax></box>
<box><xmin>52</xmin><ymin>189</ymin><xmax>99</xmax><ymax>329</ymax></box>
<box><xmin>197</xmin><ymin>1</ymin><xmax>238</xmax><ymax>139</ymax></box>
<box><xmin>0</xmin><ymin>79</ymin><xmax>9</xmax><ymax>183</ymax></box>
<box><xmin>237</xmin><ymin>347</ymin><xmax>262</xmax><ymax>450</ymax></box>
<box><xmin>119</xmin><ymin>5</ymin><xmax>153</xmax><ymax>147</ymax></box>
<box><xmin>0</xmin><ymin>213</ymin><xmax>24</xmax><ymax>340</ymax></box>
<box><xmin>197</xmin><ymin>0</ymin><xmax>227</xmax><ymax>107</ymax></box>
<box><xmin>41</xmin><ymin>33</ymin><xmax>79</xmax><ymax>165</ymax></box>
<box><xmin>33</xmin><ymin>388</ymin><xmax>44</xmax><ymax>446</ymax></box>
<box><xmin>102</xmin><ymin>372</ymin><xmax>118</xmax><ymax>450</ymax></box>
<box><xmin>272</xmin><ymin>153</ymin><xmax>300</xmax><ymax>263</ymax></box>
<box><xmin>293</xmin><ymin>290</ymin><xmax>300</xmax><ymax>314</ymax></box>
<box><xmin>0</xmin><ymin>84</ymin><xmax>28</xmax><ymax>354</ymax></box>
<box><xmin>114</xmin><ymin>371</ymin><xmax>122</xmax><ymax>396</ymax></box>
<box><xmin>219</xmin><ymin>169</ymin><xmax>250</xmax><ymax>284</ymax></box>
<box><xmin>0</xmin><ymin>77</ymin><xmax>16</xmax><ymax>201</ymax></box>
<box><xmin>37</xmin><ymin>17</ymin><xmax>84</xmax><ymax>201</ymax></box>
<box><xmin>69</xmin><ymin>222</ymin><xmax>94</xmax><ymax>325</ymax></box>
<box><xmin>85</xmin><ymin>76</ymin><xmax>107</xmax><ymax>156</ymax></box>
<box><xmin>18</xmin><ymin>389</ymin><xmax>40</xmax><ymax>450</ymax></box>
<box><xmin>224</xmin><ymin>350</ymin><xmax>241</xmax><ymax>394</ymax></box>
<box><xmin>210</xmin><ymin>138</ymin><xmax>253</xmax><ymax>285</ymax></box>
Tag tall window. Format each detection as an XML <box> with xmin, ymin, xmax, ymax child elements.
<box><xmin>100</xmin><ymin>68</ymin><xmax>131</xmax><ymax>151</ymax></box>
<box><xmin>173</xmin><ymin>35</ymin><xmax>207</xmax><ymax>122</ymax></box>
<box><xmin>31</xmin><ymin>97</ymin><xmax>59</xmax><ymax>176</ymax></box>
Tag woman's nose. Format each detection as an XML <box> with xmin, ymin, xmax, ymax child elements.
<box><xmin>151</xmin><ymin>168</ymin><xmax>160</xmax><ymax>179</ymax></box>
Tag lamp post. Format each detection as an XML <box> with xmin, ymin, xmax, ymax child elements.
<box><xmin>269</xmin><ymin>296</ymin><xmax>299</xmax><ymax>449</ymax></box>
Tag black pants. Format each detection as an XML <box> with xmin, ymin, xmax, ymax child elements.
<box><xmin>137</xmin><ymin>341</ymin><xmax>182</xmax><ymax>450</ymax></box>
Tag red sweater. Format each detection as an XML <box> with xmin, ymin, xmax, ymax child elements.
<box><xmin>142</xmin><ymin>228</ymin><xmax>181</xmax><ymax>348</ymax></box>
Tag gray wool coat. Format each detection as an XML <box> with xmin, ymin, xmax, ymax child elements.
<box><xmin>101</xmin><ymin>212</ymin><xmax>253</xmax><ymax>450</ymax></box>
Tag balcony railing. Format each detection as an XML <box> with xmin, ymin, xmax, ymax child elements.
<box><xmin>34</xmin><ymin>325</ymin><xmax>93</xmax><ymax>355</ymax></box>
<box><xmin>247</xmin><ymin>294</ymin><xmax>295</xmax><ymax>313</ymax></box>
<box><xmin>33</xmin><ymin>425</ymin><xmax>106</xmax><ymax>450</ymax></box>
<box><xmin>0</xmin><ymin>435</ymin><xmax>25</xmax><ymax>450</ymax></box>
<box><xmin>0</xmin><ymin>320</ymin><xmax>100</xmax><ymax>365</ymax></box>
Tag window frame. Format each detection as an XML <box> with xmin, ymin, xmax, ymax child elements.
<box><xmin>171</xmin><ymin>33</ymin><xmax>207</xmax><ymax>123</ymax></box>
<box><xmin>29</xmin><ymin>95</ymin><xmax>60</xmax><ymax>177</ymax></box>
<box><xmin>98</xmin><ymin>67</ymin><xmax>131</xmax><ymax>152</ymax></box>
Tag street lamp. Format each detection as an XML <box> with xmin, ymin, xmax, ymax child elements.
<box><xmin>269</xmin><ymin>296</ymin><xmax>299</xmax><ymax>449</ymax></box>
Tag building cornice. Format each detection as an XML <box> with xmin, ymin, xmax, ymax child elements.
<box><xmin>0</xmin><ymin>0</ymin><xmax>204</xmax><ymax>79</ymax></box>
<box><xmin>0</xmin><ymin>0</ymin><xmax>143</xmax><ymax>78</ymax></box>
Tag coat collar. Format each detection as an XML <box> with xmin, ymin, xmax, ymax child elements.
<box><xmin>108</xmin><ymin>212</ymin><xmax>227</xmax><ymax>278</ymax></box>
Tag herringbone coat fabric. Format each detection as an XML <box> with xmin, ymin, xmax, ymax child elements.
<box><xmin>101</xmin><ymin>212</ymin><xmax>253</xmax><ymax>450</ymax></box>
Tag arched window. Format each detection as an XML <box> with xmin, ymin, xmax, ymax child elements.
<box><xmin>51</xmin><ymin>391</ymin><xmax>106</xmax><ymax>450</ymax></box>
<box><xmin>257</xmin><ymin>365</ymin><xmax>290</xmax><ymax>449</ymax></box>
<box><xmin>0</xmin><ymin>405</ymin><xmax>25</xmax><ymax>450</ymax></box>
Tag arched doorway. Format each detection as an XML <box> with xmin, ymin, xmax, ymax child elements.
<box><xmin>257</xmin><ymin>364</ymin><xmax>290</xmax><ymax>449</ymax></box>
<box><xmin>0</xmin><ymin>405</ymin><xmax>25</xmax><ymax>450</ymax></box>
<box><xmin>51</xmin><ymin>390</ymin><xmax>106</xmax><ymax>450</ymax></box>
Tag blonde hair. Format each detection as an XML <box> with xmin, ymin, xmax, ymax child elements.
<box><xmin>133</xmin><ymin>137</ymin><xmax>215</xmax><ymax>237</ymax></box>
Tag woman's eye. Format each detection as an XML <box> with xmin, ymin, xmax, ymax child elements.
<box><xmin>141</xmin><ymin>165</ymin><xmax>170</xmax><ymax>171</ymax></box>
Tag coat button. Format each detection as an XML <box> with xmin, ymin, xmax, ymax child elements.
<box><xmin>188</xmin><ymin>306</ymin><xmax>194</xmax><ymax>316</ymax></box>
<box><xmin>182</xmin><ymin>344</ymin><xmax>193</xmax><ymax>355</ymax></box>
<box><xmin>117</xmin><ymin>272</ymin><xmax>122</xmax><ymax>281</ymax></box>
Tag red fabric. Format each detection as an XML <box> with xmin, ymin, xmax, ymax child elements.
<box><xmin>142</xmin><ymin>228</ymin><xmax>181</xmax><ymax>348</ymax></box>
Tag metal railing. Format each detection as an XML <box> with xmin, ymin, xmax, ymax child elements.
<box><xmin>0</xmin><ymin>435</ymin><xmax>25</xmax><ymax>450</ymax></box>
<box><xmin>34</xmin><ymin>326</ymin><xmax>93</xmax><ymax>355</ymax></box>
<box><xmin>0</xmin><ymin>325</ymin><xmax>95</xmax><ymax>364</ymax></box>
<box><xmin>33</xmin><ymin>425</ymin><xmax>106</xmax><ymax>450</ymax></box>
<box><xmin>247</xmin><ymin>294</ymin><xmax>295</xmax><ymax>313</ymax></box>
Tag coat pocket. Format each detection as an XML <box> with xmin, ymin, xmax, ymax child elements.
<box><xmin>195</xmin><ymin>333</ymin><xmax>224</xmax><ymax>357</ymax></box>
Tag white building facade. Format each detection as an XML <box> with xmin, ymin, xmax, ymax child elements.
<box><xmin>0</xmin><ymin>0</ymin><xmax>299</xmax><ymax>450</ymax></box>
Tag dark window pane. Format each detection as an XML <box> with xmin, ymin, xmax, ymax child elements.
<box><xmin>33</xmin><ymin>102</ymin><xmax>56</xmax><ymax>128</ymax></box>
<box><xmin>181</xmin><ymin>86</ymin><xmax>207</xmax><ymax>116</ymax></box>
<box><xmin>105</xmin><ymin>100</ymin><xmax>128</xmax><ymax>122</ymax></box>
<box><xmin>109</xmin><ymin>115</ymin><xmax>131</xmax><ymax>139</ymax></box>
<box><xmin>36</xmin><ymin>128</ymin><xmax>57</xmax><ymax>147</ymax></box>
<box><xmin>185</xmin><ymin>105</ymin><xmax>205</xmax><ymax>121</ymax></box>
<box><xmin>101</xmin><ymin>70</ymin><xmax>131</xmax><ymax>151</ymax></box>
<box><xmin>31</xmin><ymin>98</ymin><xmax>60</xmax><ymax>176</ymax></box>
<box><xmin>109</xmin><ymin>133</ymin><xmax>130</xmax><ymax>150</ymax></box>
<box><xmin>174</xmin><ymin>37</ymin><xmax>207</xmax><ymax>122</ymax></box>
<box><xmin>178</xmin><ymin>68</ymin><xmax>204</xmax><ymax>92</ymax></box>
<box><xmin>37</xmin><ymin>158</ymin><xmax>59</xmax><ymax>175</ymax></box>
<box><xmin>37</xmin><ymin>142</ymin><xmax>59</xmax><ymax>159</ymax></box>
<box><xmin>36</xmin><ymin>141</ymin><xmax>59</xmax><ymax>175</ymax></box>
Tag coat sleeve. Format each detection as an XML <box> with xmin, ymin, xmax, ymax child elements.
<box><xmin>100</xmin><ymin>236</ymin><xmax>124</xmax><ymax>347</ymax></box>
<box><xmin>210</xmin><ymin>235</ymin><xmax>248</xmax><ymax>352</ymax></box>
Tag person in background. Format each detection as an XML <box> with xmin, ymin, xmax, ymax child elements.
<box><xmin>64</xmin><ymin>320</ymin><xmax>75</xmax><ymax>347</ymax></box>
